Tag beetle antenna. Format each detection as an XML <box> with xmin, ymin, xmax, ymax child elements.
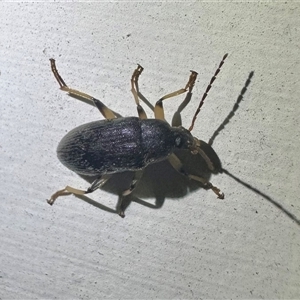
<box><xmin>189</xmin><ymin>53</ymin><xmax>228</xmax><ymax>132</ymax></box>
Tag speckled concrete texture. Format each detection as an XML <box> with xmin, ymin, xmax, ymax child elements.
<box><xmin>0</xmin><ymin>2</ymin><xmax>299</xmax><ymax>299</ymax></box>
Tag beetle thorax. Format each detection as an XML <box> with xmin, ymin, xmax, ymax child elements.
<box><xmin>140</xmin><ymin>120</ymin><xmax>192</xmax><ymax>165</ymax></box>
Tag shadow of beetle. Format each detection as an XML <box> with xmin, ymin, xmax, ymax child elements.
<box><xmin>47</xmin><ymin>54</ymin><xmax>228</xmax><ymax>217</ymax></box>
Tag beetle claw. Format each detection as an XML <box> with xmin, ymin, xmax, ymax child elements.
<box><xmin>218</xmin><ymin>193</ymin><xmax>225</xmax><ymax>200</ymax></box>
<box><xmin>47</xmin><ymin>198</ymin><xmax>55</xmax><ymax>205</ymax></box>
<box><xmin>208</xmin><ymin>184</ymin><xmax>225</xmax><ymax>200</ymax></box>
<box><xmin>118</xmin><ymin>210</ymin><xmax>125</xmax><ymax>218</ymax></box>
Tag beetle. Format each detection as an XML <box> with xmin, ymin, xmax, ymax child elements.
<box><xmin>47</xmin><ymin>54</ymin><xmax>228</xmax><ymax>217</ymax></box>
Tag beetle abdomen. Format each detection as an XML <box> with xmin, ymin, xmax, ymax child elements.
<box><xmin>57</xmin><ymin>117</ymin><xmax>145</xmax><ymax>176</ymax></box>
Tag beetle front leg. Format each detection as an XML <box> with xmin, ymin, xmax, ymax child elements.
<box><xmin>118</xmin><ymin>170</ymin><xmax>144</xmax><ymax>218</ymax></box>
<box><xmin>188</xmin><ymin>175</ymin><xmax>224</xmax><ymax>199</ymax></box>
<box><xmin>131</xmin><ymin>64</ymin><xmax>148</xmax><ymax>120</ymax></box>
<box><xmin>50</xmin><ymin>59</ymin><xmax>119</xmax><ymax>120</ymax></box>
<box><xmin>154</xmin><ymin>71</ymin><xmax>198</xmax><ymax>121</ymax></box>
<box><xmin>47</xmin><ymin>175</ymin><xmax>111</xmax><ymax>205</ymax></box>
<box><xmin>168</xmin><ymin>154</ymin><xmax>224</xmax><ymax>199</ymax></box>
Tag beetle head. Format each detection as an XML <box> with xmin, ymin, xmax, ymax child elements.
<box><xmin>172</xmin><ymin>126</ymin><xmax>195</xmax><ymax>150</ymax></box>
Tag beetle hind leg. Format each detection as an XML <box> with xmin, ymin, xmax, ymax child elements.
<box><xmin>118</xmin><ymin>170</ymin><xmax>144</xmax><ymax>218</ymax></box>
<box><xmin>47</xmin><ymin>175</ymin><xmax>111</xmax><ymax>205</ymax></box>
<box><xmin>50</xmin><ymin>59</ymin><xmax>118</xmax><ymax>120</ymax></box>
<box><xmin>154</xmin><ymin>71</ymin><xmax>198</xmax><ymax>121</ymax></box>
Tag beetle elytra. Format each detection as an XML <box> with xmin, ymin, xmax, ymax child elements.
<box><xmin>47</xmin><ymin>54</ymin><xmax>228</xmax><ymax>217</ymax></box>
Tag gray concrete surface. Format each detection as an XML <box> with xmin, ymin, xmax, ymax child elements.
<box><xmin>0</xmin><ymin>2</ymin><xmax>299</xmax><ymax>299</ymax></box>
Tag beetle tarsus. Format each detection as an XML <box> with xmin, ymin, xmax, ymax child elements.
<box><xmin>186</xmin><ymin>71</ymin><xmax>198</xmax><ymax>92</ymax></box>
<box><xmin>50</xmin><ymin>58</ymin><xmax>68</xmax><ymax>88</ymax></box>
<box><xmin>47</xmin><ymin>187</ymin><xmax>79</xmax><ymax>206</ymax></box>
<box><xmin>208</xmin><ymin>183</ymin><xmax>225</xmax><ymax>200</ymax></box>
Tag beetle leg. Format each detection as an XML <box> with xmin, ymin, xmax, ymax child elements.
<box><xmin>171</xmin><ymin>90</ymin><xmax>193</xmax><ymax>127</ymax></box>
<box><xmin>47</xmin><ymin>175</ymin><xmax>111</xmax><ymax>205</ymax></box>
<box><xmin>118</xmin><ymin>170</ymin><xmax>144</xmax><ymax>217</ymax></box>
<box><xmin>154</xmin><ymin>71</ymin><xmax>198</xmax><ymax>121</ymax></box>
<box><xmin>50</xmin><ymin>59</ymin><xmax>118</xmax><ymax>120</ymax></box>
<box><xmin>131</xmin><ymin>64</ymin><xmax>148</xmax><ymax>119</ymax></box>
<box><xmin>167</xmin><ymin>154</ymin><xmax>224</xmax><ymax>199</ymax></box>
<box><xmin>85</xmin><ymin>175</ymin><xmax>112</xmax><ymax>194</ymax></box>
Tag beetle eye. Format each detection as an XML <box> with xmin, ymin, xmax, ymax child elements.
<box><xmin>175</xmin><ymin>137</ymin><xmax>181</xmax><ymax>147</ymax></box>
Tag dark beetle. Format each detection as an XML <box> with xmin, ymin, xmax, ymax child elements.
<box><xmin>48</xmin><ymin>55</ymin><xmax>228</xmax><ymax>217</ymax></box>
<box><xmin>58</xmin><ymin>117</ymin><xmax>195</xmax><ymax>176</ymax></box>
